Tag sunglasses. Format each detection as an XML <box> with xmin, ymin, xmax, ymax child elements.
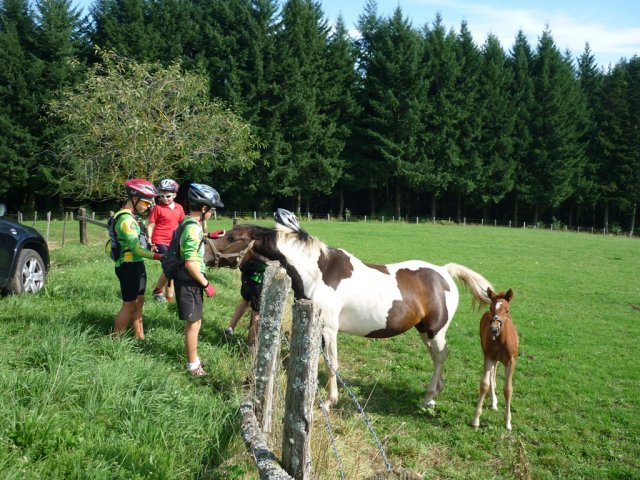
<box><xmin>139</xmin><ymin>198</ymin><xmax>153</xmax><ymax>206</ymax></box>
<box><xmin>160</xmin><ymin>194</ymin><xmax>173</xmax><ymax>199</ymax></box>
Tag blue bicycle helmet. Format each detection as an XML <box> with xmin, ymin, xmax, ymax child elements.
<box><xmin>187</xmin><ymin>183</ymin><xmax>224</xmax><ymax>208</ymax></box>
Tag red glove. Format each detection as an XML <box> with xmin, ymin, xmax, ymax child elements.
<box><xmin>153</xmin><ymin>252</ymin><xmax>164</xmax><ymax>261</ymax></box>
<box><xmin>207</xmin><ymin>229</ymin><xmax>226</xmax><ymax>239</ymax></box>
<box><xmin>204</xmin><ymin>282</ymin><xmax>216</xmax><ymax>298</ymax></box>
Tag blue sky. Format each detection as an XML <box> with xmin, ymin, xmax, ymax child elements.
<box><xmin>321</xmin><ymin>0</ymin><xmax>640</xmax><ymax>69</ymax></box>
<box><xmin>73</xmin><ymin>0</ymin><xmax>640</xmax><ymax>69</ymax></box>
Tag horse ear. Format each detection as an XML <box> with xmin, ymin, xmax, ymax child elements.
<box><xmin>487</xmin><ymin>287</ymin><xmax>495</xmax><ymax>299</ymax></box>
<box><xmin>505</xmin><ymin>288</ymin><xmax>514</xmax><ymax>302</ymax></box>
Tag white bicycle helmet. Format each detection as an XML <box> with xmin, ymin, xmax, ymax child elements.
<box><xmin>158</xmin><ymin>178</ymin><xmax>179</xmax><ymax>192</ymax></box>
<box><xmin>274</xmin><ymin>208</ymin><xmax>301</xmax><ymax>232</ymax></box>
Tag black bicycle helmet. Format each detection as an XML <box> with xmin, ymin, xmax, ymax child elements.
<box><xmin>125</xmin><ymin>178</ymin><xmax>158</xmax><ymax>199</ymax></box>
<box><xmin>187</xmin><ymin>183</ymin><xmax>224</xmax><ymax>209</ymax></box>
<box><xmin>274</xmin><ymin>208</ymin><xmax>301</xmax><ymax>232</ymax></box>
<box><xmin>158</xmin><ymin>178</ymin><xmax>179</xmax><ymax>193</ymax></box>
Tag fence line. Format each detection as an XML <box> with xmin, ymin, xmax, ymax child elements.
<box><xmin>4</xmin><ymin>209</ymin><xmax>637</xmax><ymax>243</ymax></box>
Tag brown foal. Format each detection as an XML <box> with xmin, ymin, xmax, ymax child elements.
<box><xmin>472</xmin><ymin>288</ymin><xmax>519</xmax><ymax>430</ymax></box>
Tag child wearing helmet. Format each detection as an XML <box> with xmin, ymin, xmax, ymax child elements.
<box><xmin>148</xmin><ymin>179</ymin><xmax>185</xmax><ymax>302</ymax></box>
<box><xmin>174</xmin><ymin>182</ymin><xmax>224</xmax><ymax>377</ymax></box>
<box><xmin>113</xmin><ymin>178</ymin><xmax>164</xmax><ymax>339</ymax></box>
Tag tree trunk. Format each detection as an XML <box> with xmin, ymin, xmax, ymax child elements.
<box><xmin>630</xmin><ymin>202</ymin><xmax>637</xmax><ymax>238</ymax></box>
<box><xmin>295</xmin><ymin>194</ymin><xmax>302</xmax><ymax>215</ymax></box>
<box><xmin>394</xmin><ymin>184</ymin><xmax>401</xmax><ymax>219</ymax></box>
<box><xmin>603</xmin><ymin>201</ymin><xmax>609</xmax><ymax>231</ymax></box>
<box><xmin>337</xmin><ymin>185</ymin><xmax>344</xmax><ymax>218</ymax></box>
<box><xmin>456</xmin><ymin>193</ymin><xmax>462</xmax><ymax>223</ymax></box>
<box><xmin>369</xmin><ymin>189</ymin><xmax>376</xmax><ymax>217</ymax></box>
<box><xmin>430</xmin><ymin>194</ymin><xmax>437</xmax><ymax>219</ymax></box>
<box><xmin>512</xmin><ymin>193</ymin><xmax>519</xmax><ymax>225</ymax></box>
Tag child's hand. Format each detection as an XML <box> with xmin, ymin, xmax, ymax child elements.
<box><xmin>204</xmin><ymin>283</ymin><xmax>216</xmax><ymax>298</ymax></box>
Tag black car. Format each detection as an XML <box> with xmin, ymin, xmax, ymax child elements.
<box><xmin>0</xmin><ymin>203</ymin><xmax>49</xmax><ymax>294</ymax></box>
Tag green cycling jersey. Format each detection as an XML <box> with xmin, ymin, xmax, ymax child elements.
<box><xmin>114</xmin><ymin>209</ymin><xmax>156</xmax><ymax>267</ymax></box>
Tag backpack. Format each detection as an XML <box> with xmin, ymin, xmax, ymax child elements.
<box><xmin>161</xmin><ymin>218</ymin><xmax>198</xmax><ymax>280</ymax></box>
<box><xmin>105</xmin><ymin>210</ymin><xmax>132</xmax><ymax>261</ymax></box>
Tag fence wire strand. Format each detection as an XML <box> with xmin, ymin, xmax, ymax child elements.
<box><xmin>320</xmin><ymin>349</ymin><xmax>393</xmax><ymax>472</ymax></box>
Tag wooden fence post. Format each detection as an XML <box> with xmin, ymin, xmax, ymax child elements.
<box><xmin>253</xmin><ymin>263</ymin><xmax>291</xmax><ymax>434</ymax></box>
<box><xmin>78</xmin><ymin>208</ymin><xmax>87</xmax><ymax>245</ymax></box>
<box><xmin>62</xmin><ymin>212</ymin><xmax>68</xmax><ymax>247</ymax></box>
<box><xmin>240</xmin><ymin>400</ymin><xmax>294</xmax><ymax>480</ymax></box>
<box><xmin>46</xmin><ymin>212</ymin><xmax>51</xmax><ymax>242</ymax></box>
<box><xmin>281</xmin><ymin>300</ymin><xmax>322</xmax><ymax>480</ymax></box>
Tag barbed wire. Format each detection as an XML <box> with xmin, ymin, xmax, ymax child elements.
<box><xmin>320</xmin><ymin>349</ymin><xmax>393</xmax><ymax>473</ymax></box>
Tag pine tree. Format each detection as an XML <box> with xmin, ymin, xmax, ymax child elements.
<box><xmin>325</xmin><ymin>16</ymin><xmax>360</xmax><ymax>217</ymax></box>
<box><xmin>355</xmin><ymin>7</ymin><xmax>424</xmax><ymax>218</ymax></box>
<box><xmin>421</xmin><ymin>14</ymin><xmax>460</xmax><ymax>218</ymax></box>
<box><xmin>529</xmin><ymin>29</ymin><xmax>586</xmax><ymax>223</ymax></box>
<box><xmin>90</xmin><ymin>0</ymin><xmax>158</xmax><ymax>61</ymax></box>
<box><xmin>268</xmin><ymin>0</ymin><xmax>341</xmax><ymax>213</ymax></box>
<box><xmin>621</xmin><ymin>57</ymin><xmax>640</xmax><ymax>234</ymax></box>
<box><xmin>451</xmin><ymin>21</ymin><xmax>482</xmax><ymax>221</ymax></box>
<box><xmin>0</xmin><ymin>0</ymin><xmax>41</xmax><ymax>206</ymax></box>
<box><xmin>32</xmin><ymin>0</ymin><xmax>88</xmax><ymax>203</ymax></box>
<box><xmin>507</xmin><ymin>30</ymin><xmax>535</xmax><ymax>224</ymax></box>
<box><xmin>574</xmin><ymin>43</ymin><xmax>604</xmax><ymax>225</ymax></box>
<box><xmin>475</xmin><ymin>33</ymin><xmax>515</xmax><ymax>220</ymax></box>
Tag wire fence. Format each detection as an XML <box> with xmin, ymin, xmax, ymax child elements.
<box><xmin>4</xmin><ymin>208</ymin><xmax>638</xmax><ymax>247</ymax></box>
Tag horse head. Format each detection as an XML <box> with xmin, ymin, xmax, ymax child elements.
<box><xmin>486</xmin><ymin>287</ymin><xmax>514</xmax><ymax>338</ymax></box>
<box><xmin>205</xmin><ymin>224</ymin><xmax>276</xmax><ymax>269</ymax></box>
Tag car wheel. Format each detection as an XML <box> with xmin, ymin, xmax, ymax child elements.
<box><xmin>6</xmin><ymin>248</ymin><xmax>46</xmax><ymax>294</ymax></box>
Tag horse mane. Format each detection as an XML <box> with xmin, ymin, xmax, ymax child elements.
<box><xmin>275</xmin><ymin>225</ymin><xmax>328</xmax><ymax>259</ymax></box>
<box><xmin>236</xmin><ymin>224</ymin><xmax>328</xmax><ymax>259</ymax></box>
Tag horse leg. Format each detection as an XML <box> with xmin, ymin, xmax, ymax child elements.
<box><xmin>472</xmin><ymin>357</ymin><xmax>495</xmax><ymax>429</ymax></box>
<box><xmin>321</xmin><ymin>325</ymin><xmax>339</xmax><ymax>412</ymax></box>
<box><xmin>490</xmin><ymin>363</ymin><xmax>498</xmax><ymax>410</ymax></box>
<box><xmin>504</xmin><ymin>358</ymin><xmax>516</xmax><ymax>430</ymax></box>
<box><xmin>421</xmin><ymin>333</ymin><xmax>449</xmax><ymax>408</ymax></box>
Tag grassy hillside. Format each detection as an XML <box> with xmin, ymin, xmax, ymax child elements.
<box><xmin>1</xmin><ymin>218</ymin><xmax>638</xmax><ymax>478</ymax></box>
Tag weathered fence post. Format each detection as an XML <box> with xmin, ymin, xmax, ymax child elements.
<box><xmin>46</xmin><ymin>212</ymin><xmax>51</xmax><ymax>242</ymax></box>
<box><xmin>78</xmin><ymin>208</ymin><xmax>87</xmax><ymax>245</ymax></box>
<box><xmin>240</xmin><ymin>400</ymin><xmax>294</xmax><ymax>480</ymax></box>
<box><xmin>32</xmin><ymin>211</ymin><xmax>37</xmax><ymax>227</ymax></box>
<box><xmin>282</xmin><ymin>300</ymin><xmax>322</xmax><ymax>480</ymax></box>
<box><xmin>254</xmin><ymin>264</ymin><xmax>291</xmax><ymax>433</ymax></box>
<box><xmin>62</xmin><ymin>212</ymin><xmax>68</xmax><ymax>247</ymax></box>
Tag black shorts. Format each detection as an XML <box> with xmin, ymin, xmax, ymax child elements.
<box><xmin>241</xmin><ymin>280</ymin><xmax>263</xmax><ymax>312</ymax></box>
<box><xmin>115</xmin><ymin>261</ymin><xmax>147</xmax><ymax>302</ymax></box>
<box><xmin>175</xmin><ymin>278</ymin><xmax>203</xmax><ymax>322</ymax></box>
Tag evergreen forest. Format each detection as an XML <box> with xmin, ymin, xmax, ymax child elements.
<box><xmin>2</xmin><ymin>0</ymin><xmax>639</xmax><ymax>232</ymax></box>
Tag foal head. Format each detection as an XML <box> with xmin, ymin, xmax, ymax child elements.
<box><xmin>486</xmin><ymin>288</ymin><xmax>514</xmax><ymax>338</ymax></box>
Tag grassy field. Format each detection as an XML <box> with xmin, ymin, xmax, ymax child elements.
<box><xmin>1</xmin><ymin>218</ymin><xmax>639</xmax><ymax>479</ymax></box>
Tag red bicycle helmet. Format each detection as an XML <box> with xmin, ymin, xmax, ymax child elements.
<box><xmin>125</xmin><ymin>178</ymin><xmax>158</xmax><ymax>199</ymax></box>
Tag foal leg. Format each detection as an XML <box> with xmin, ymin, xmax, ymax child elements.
<box><xmin>472</xmin><ymin>358</ymin><xmax>495</xmax><ymax>429</ymax></box>
<box><xmin>490</xmin><ymin>363</ymin><xmax>498</xmax><ymax>410</ymax></box>
<box><xmin>504</xmin><ymin>358</ymin><xmax>516</xmax><ymax>430</ymax></box>
<box><xmin>421</xmin><ymin>333</ymin><xmax>449</xmax><ymax>407</ymax></box>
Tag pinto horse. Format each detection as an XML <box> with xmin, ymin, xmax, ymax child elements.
<box><xmin>209</xmin><ymin>223</ymin><xmax>494</xmax><ymax>410</ymax></box>
<box><xmin>471</xmin><ymin>288</ymin><xmax>518</xmax><ymax>430</ymax></box>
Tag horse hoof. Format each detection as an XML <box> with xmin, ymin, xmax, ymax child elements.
<box><xmin>322</xmin><ymin>400</ymin><xmax>332</xmax><ymax>413</ymax></box>
<box><xmin>423</xmin><ymin>399</ymin><xmax>436</xmax><ymax>408</ymax></box>
<box><xmin>491</xmin><ymin>405</ymin><xmax>498</xmax><ymax>411</ymax></box>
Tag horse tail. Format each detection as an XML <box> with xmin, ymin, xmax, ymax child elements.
<box><xmin>445</xmin><ymin>263</ymin><xmax>493</xmax><ymax>309</ymax></box>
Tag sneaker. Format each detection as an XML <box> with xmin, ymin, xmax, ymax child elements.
<box><xmin>223</xmin><ymin>327</ymin><xmax>234</xmax><ymax>342</ymax></box>
<box><xmin>189</xmin><ymin>364</ymin><xmax>207</xmax><ymax>377</ymax></box>
<box><xmin>153</xmin><ymin>292</ymin><xmax>167</xmax><ymax>302</ymax></box>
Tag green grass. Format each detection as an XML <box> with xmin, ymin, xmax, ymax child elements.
<box><xmin>2</xmin><ymin>219</ymin><xmax>639</xmax><ymax>478</ymax></box>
